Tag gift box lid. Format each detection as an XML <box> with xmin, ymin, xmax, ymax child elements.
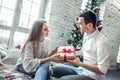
<box><xmin>58</xmin><ymin>46</ymin><xmax>74</xmax><ymax>52</ymax></box>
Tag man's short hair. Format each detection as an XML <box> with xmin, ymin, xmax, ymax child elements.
<box><xmin>79</xmin><ymin>11</ymin><xmax>97</xmax><ymax>29</ymax></box>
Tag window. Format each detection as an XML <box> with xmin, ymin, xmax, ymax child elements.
<box><xmin>0</xmin><ymin>0</ymin><xmax>45</xmax><ymax>49</ymax></box>
<box><xmin>2</xmin><ymin>0</ymin><xmax>16</xmax><ymax>10</ymax></box>
<box><xmin>19</xmin><ymin>13</ymin><xmax>29</xmax><ymax>28</ymax></box>
<box><xmin>13</xmin><ymin>31</ymin><xmax>28</xmax><ymax>47</ymax></box>
<box><xmin>0</xmin><ymin>0</ymin><xmax>16</xmax><ymax>26</ymax></box>
<box><xmin>0</xmin><ymin>8</ymin><xmax>14</xmax><ymax>26</ymax></box>
<box><xmin>19</xmin><ymin>0</ymin><xmax>42</xmax><ymax>29</ymax></box>
<box><xmin>0</xmin><ymin>29</ymin><xmax>10</xmax><ymax>49</ymax></box>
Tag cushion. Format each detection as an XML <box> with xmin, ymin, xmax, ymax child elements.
<box><xmin>0</xmin><ymin>47</ymin><xmax>7</xmax><ymax>65</ymax></box>
<box><xmin>2</xmin><ymin>49</ymin><xmax>21</xmax><ymax>65</ymax></box>
<box><xmin>0</xmin><ymin>47</ymin><xmax>7</xmax><ymax>58</ymax></box>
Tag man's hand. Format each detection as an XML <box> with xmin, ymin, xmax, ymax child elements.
<box><xmin>66</xmin><ymin>55</ymin><xmax>83</xmax><ymax>67</ymax></box>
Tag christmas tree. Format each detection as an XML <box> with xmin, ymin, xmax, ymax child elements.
<box><xmin>67</xmin><ymin>20</ymin><xmax>83</xmax><ymax>61</ymax></box>
<box><xmin>86</xmin><ymin>0</ymin><xmax>102</xmax><ymax>31</ymax></box>
<box><xmin>67</xmin><ymin>20</ymin><xmax>83</xmax><ymax>51</ymax></box>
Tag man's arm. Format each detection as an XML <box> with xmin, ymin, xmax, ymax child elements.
<box><xmin>67</xmin><ymin>57</ymin><xmax>104</xmax><ymax>74</ymax></box>
<box><xmin>80</xmin><ymin>62</ymin><xmax>104</xmax><ymax>74</ymax></box>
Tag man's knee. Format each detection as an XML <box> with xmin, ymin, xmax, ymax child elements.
<box><xmin>53</xmin><ymin>66</ymin><xmax>77</xmax><ymax>78</ymax></box>
<box><xmin>60</xmin><ymin>75</ymin><xmax>95</xmax><ymax>80</ymax></box>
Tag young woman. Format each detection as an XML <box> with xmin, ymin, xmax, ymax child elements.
<box><xmin>15</xmin><ymin>20</ymin><xmax>62</xmax><ymax>80</ymax></box>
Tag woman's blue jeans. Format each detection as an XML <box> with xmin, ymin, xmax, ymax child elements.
<box><xmin>17</xmin><ymin>63</ymin><xmax>50</xmax><ymax>80</ymax></box>
<box><xmin>34</xmin><ymin>63</ymin><xmax>50</xmax><ymax>80</ymax></box>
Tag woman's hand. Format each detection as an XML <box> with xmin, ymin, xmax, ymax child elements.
<box><xmin>49</xmin><ymin>54</ymin><xmax>64</xmax><ymax>63</ymax></box>
<box><xmin>48</xmin><ymin>47</ymin><xmax>59</xmax><ymax>56</ymax></box>
<box><xmin>52</xmin><ymin>47</ymin><xmax>59</xmax><ymax>54</ymax></box>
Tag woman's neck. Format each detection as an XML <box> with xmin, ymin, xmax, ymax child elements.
<box><xmin>39</xmin><ymin>37</ymin><xmax>44</xmax><ymax>42</ymax></box>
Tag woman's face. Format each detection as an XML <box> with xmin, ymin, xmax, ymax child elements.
<box><xmin>41</xmin><ymin>23</ymin><xmax>49</xmax><ymax>37</ymax></box>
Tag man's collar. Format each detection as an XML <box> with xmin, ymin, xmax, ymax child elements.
<box><xmin>86</xmin><ymin>30</ymin><xmax>99</xmax><ymax>38</ymax></box>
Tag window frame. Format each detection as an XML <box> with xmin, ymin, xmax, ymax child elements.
<box><xmin>0</xmin><ymin>0</ymin><xmax>46</xmax><ymax>49</ymax></box>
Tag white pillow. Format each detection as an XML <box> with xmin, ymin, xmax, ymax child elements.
<box><xmin>0</xmin><ymin>48</ymin><xmax>7</xmax><ymax>65</ymax></box>
<box><xmin>2</xmin><ymin>49</ymin><xmax>21</xmax><ymax>65</ymax></box>
<box><xmin>0</xmin><ymin>48</ymin><xmax>7</xmax><ymax>58</ymax></box>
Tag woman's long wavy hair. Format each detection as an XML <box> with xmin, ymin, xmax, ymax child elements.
<box><xmin>21</xmin><ymin>20</ymin><xmax>47</xmax><ymax>57</ymax></box>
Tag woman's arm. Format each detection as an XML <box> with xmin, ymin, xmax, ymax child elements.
<box><xmin>48</xmin><ymin>47</ymin><xmax>58</xmax><ymax>57</ymax></box>
<box><xmin>40</xmin><ymin>54</ymin><xmax>64</xmax><ymax>63</ymax></box>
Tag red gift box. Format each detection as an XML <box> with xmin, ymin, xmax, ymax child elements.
<box><xmin>57</xmin><ymin>46</ymin><xmax>75</xmax><ymax>61</ymax></box>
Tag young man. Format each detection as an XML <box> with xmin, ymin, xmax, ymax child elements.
<box><xmin>53</xmin><ymin>11</ymin><xmax>110</xmax><ymax>80</ymax></box>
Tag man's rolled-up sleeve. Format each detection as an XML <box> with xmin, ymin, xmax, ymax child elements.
<box><xmin>97</xmin><ymin>39</ymin><xmax>110</xmax><ymax>74</ymax></box>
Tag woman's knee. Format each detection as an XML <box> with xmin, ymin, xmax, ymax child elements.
<box><xmin>35</xmin><ymin>65</ymin><xmax>50</xmax><ymax>80</ymax></box>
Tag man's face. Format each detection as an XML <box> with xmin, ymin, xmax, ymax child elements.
<box><xmin>77</xmin><ymin>17</ymin><xmax>87</xmax><ymax>33</ymax></box>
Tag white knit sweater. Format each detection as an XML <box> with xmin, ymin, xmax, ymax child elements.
<box><xmin>16</xmin><ymin>37</ymin><xmax>51</xmax><ymax>72</ymax></box>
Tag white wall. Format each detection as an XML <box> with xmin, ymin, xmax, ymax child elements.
<box><xmin>102</xmin><ymin>0</ymin><xmax>120</xmax><ymax>69</ymax></box>
<box><xmin>44</xmin><ymin>0</ymin><xmax>83</xmax><ymax>49</ymax></box>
